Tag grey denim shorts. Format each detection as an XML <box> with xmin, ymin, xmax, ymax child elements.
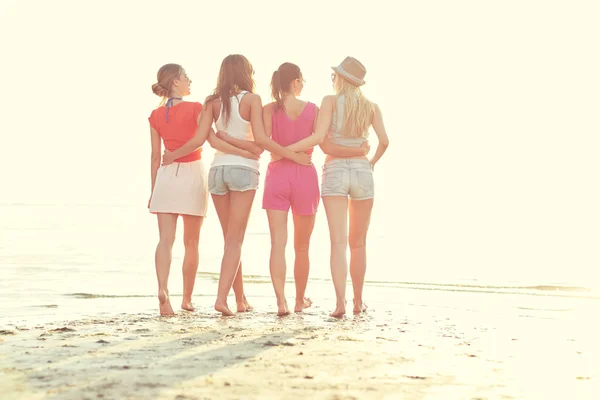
<box><xmin>321</xmin><ymin>159</ymin><xmax>374</xmax><ymax>200</ymax></box>
<box><xmin>208</xmin><ymin>165</ymin><xmax>260</xmax><ymax>195</ymax></box>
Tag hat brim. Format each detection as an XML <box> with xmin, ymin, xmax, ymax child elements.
<box><xmin>331</xmin><ymin>66</ymin><xmax>366</xmax><ymax>86</ymax></box>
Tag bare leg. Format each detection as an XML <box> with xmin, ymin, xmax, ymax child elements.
<box><xmin>233</xmin><ymin>261</ymin><xmax>252</xmax><ymax>312</ymax></box>
<box><xmin>212</xmin><ymin>193</ymin><xmax>251</xmax><ymax>313</ymax></box>
<box><xmin>267</xmin><ymin>210</ymin><xmax>289</xmax><ymax>316</ymax></box>
<box><xmin>323</xmin><ymin>197</ymin><xmax>349</xmax><ymax>318</ymax></box>
<box><xmin>292</xmin><ymin>213</ymin><xmax>316</xmax><ymax>312</ymax></box>
<box><xmin>349</xmin><ymin>199</ymin><xmax>374</xmax><ymax>314</ymax></box>
<box><xmin>181</xmin><ymin>215</ymin><xmax>203</xmax><ymax>311</ymax></box>
<box><xmin>214</xmin><ymin>190</ymin><xmax>256</xmax><ymax>316</ymax></box>
<box><xmin>155</xmin><ymin>213</ymin><xmax>178</xmax><ymax>316</ymax></box>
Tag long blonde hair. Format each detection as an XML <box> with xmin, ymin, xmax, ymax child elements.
<box><xmin>334</xmin><ymin>77</ymin><xmax>374</xmax><ymax>138</ymax></box>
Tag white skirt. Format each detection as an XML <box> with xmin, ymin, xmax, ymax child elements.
<box><xmin>149</xmin><ymin>160</ymin><xmax>208</xmax><ymax>216</ymax></box>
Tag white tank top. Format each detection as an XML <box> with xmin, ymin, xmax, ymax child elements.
<box><xmin>211</xmin><ymin>91</ymin><xmax>260</xmax><ymax>170</ymax></box>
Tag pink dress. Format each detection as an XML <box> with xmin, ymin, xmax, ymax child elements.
<box><xmin>262</xmin><ymin>102</ymin><xmax>320</xmax><ymax>215</ymax></box>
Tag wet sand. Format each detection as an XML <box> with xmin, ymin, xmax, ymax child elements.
<box><xmin>1</xmin><ymin>295</ymin><xmax>598</xmax><ymax>400</ymax></box>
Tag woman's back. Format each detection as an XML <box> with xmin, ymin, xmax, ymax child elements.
<box><xmin>211</xmin><ymin>91</ymin><xmax>259</xmax><ymax>170</ymax></box>
<box><xmin>215</xmin><ymin>92</ymin><xmax>252</xmax><ymax>140</ymax></box>
<box><xmin>328</xmin><ymin>95</ymin><xmax>370</xmax><ymax>148</ymax></box>
<box><xmin>271</xmin><ymin>101</ymin><xmax>316</xmax><ymax>153</ymax></box>
<box><xmin>149</xmin><ymin>101</ymin><xmax>203</xmax><ymax>162</ymax></box>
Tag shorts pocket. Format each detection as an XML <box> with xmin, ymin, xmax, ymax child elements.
<box><xmin>208</xmin><ymin>167</ymin><xmax>218</xmax><ymax>192</ymax></box>
<box><xmin>321</xmin><ymin>168</ymin><xmax>345</xmax><ymax>192</ymax></box>
<box><xmin>228</xmin><ymin>167</ymin><xmax>259</xmax><ymax>191</ymax></box>
<box><xmin>355</xmin><ymin>169</ymin><xmax>374</xmax><ymax>197</ymax></box>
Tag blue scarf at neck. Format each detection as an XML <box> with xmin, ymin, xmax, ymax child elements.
<box><xmin>165</xmin><ymin>97</ymin><xmax>182</xmax><ymax>122</ymax></box>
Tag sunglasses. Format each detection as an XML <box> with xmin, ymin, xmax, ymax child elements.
<box><xmin>331</xmin><ymin>72</ymin><xmax>336</xmax><ymax>82</ymax></box>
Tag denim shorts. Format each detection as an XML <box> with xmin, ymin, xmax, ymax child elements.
<box><xmin>208</xmin><ymin>165</ymin><xmax>260</xmax><ymax>195</ymax></box>
<box><xmin>321</xmin><ymin>159</ymin><xmax>374</xmax><ymax>200</ymax></box>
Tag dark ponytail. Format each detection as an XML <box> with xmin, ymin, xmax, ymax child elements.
<box><xmin>271</xmin><ymin>70</ymin><xmax>283</xmax><ymax>110</ymax></box>
<box><xmin>270</xmin><ymin>62</ymin><xmax>302</xmax><ymax>111</ymax></box>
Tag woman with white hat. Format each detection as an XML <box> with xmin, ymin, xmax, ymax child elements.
<box><xmin>284</xmin><ymin>56</ymin><xmax>389</xmax><ymax>317</ymax></box>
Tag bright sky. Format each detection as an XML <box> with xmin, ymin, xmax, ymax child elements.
<box><xmin>1</xmin><ymin>1</ymin><xmax>599</xmax><ymax>286</ymax></box>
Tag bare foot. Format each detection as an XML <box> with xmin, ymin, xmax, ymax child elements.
<box><xmin>181</xmin><ymin>300</ymin><xmax>195</xmax><ymax>312</ymax></box>
<box><xmin>158</xmin><ymin>290</ymin><xmax>175</xmax><ymax>316</ymax></box>
<box><xmin>237</xmin><ymin>302</ymin><xmax>248</xmax><ymax>313</ymax></box>
<box><xmin>330</xmin><ymin>301</ymin><xmax>346</xmax><ymax>318</ymax></box>
<box><xmin>294</xmin><ymin>297</ymin><xmax>313</xmax><ymax>313</ymax></box>
<box><xmin>277</xmin><ymin>299</ymin><xmax>290</xmax><ymax>317</ymax></box>
<box><xmin>353</xmin><ymin>299</ymin><xmax>368</xmax><ymax>314</ymax></box>
<box><xmin>214</xmin><ymin>300</ymin><xmax>234</xmax><ymax>317</ymax></box>
<box><xmin>237</xmin><ymin>296</ymin><xmax>253</xmax><ymax>313</ymax></box>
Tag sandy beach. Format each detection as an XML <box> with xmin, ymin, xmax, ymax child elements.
<box><xmin>1</xmin><ymin>291</ymin><xmax>598</xmax><ymax>400</ymax></box>
<box><xmin>2</xmin><ymin>0</ymin><xmax>600</xmax><ymax>397</ymax></box>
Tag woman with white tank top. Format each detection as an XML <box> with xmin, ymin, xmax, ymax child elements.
<box><xmin>165</xmin><ymin>55</ymin><xmax>316</xmax><ymax>315</ymax></box>
<box><xmin>163</xmin><ymin>55</ymin><xmax>264</xmax><ymax>316</ymax></box>
<box><xmin>278</xmin><ymin>57</ymin><xmax>390</xmax><ymax>318</ymax></box>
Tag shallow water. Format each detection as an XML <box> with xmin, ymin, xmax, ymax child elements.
<box><xmin>1</xmin><ymin>202</ymin><xmax>598</xmax><ymax>327</ymax></box>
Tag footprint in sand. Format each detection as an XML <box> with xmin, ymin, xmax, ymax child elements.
<box><xmin>51</xmin><ymin>327</ymin><xmax>76</xmax><ymax>334</ymax></box>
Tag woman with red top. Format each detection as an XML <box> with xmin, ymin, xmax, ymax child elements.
<box><xmin>148</xmin><ymin>63</ymin><xmax>208</xmax><ymax>315</ymax></box>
